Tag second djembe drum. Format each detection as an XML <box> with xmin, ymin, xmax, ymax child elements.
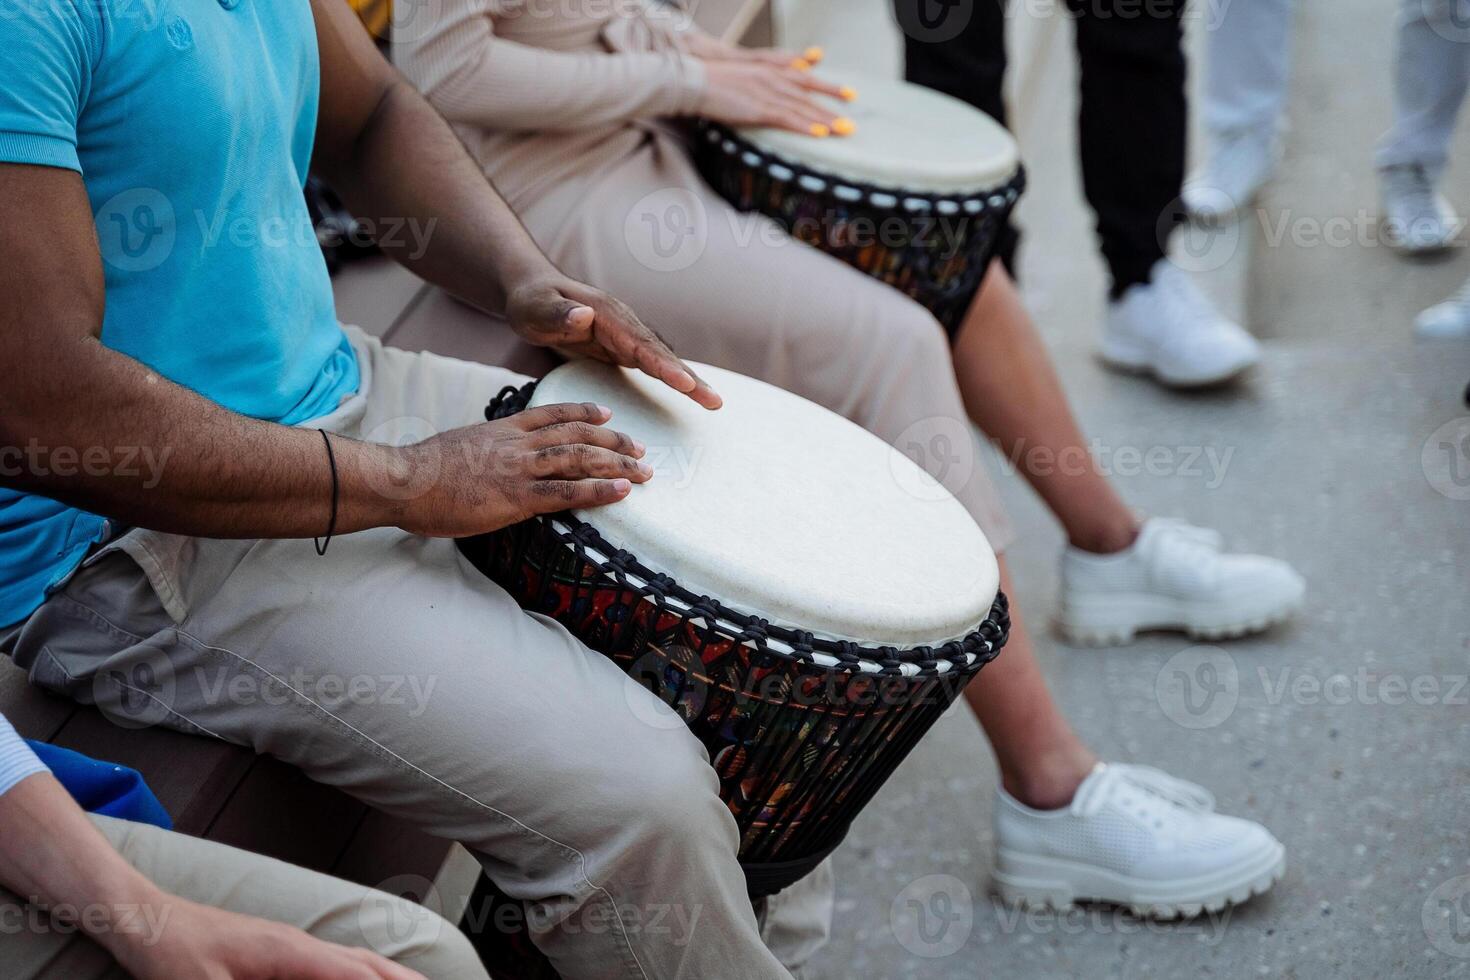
<box><xmin>695</xmin><ymin>70</ymin><xmax>1025</xmax><ymax>333</ymax></box>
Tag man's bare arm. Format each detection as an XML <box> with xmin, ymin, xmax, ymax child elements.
<box><xmin>307</xmin><ymin>0</ymin><xmax>722</xmax><ymax>409</ymax></box>
<box><xmin>0</xmin><ymin>164</ymin><xmax>646</xmax><ymax>540</ymax></box>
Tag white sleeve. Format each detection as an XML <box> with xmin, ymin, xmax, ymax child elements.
<box><xmin>0</xmin><ymin>713</ymin><xmax>49</xmax><ymax>798</ymax></box>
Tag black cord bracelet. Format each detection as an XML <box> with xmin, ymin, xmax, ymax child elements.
<box><xmin>314</xmin><ymin>429</ymin><xmax>339</xmax><ymax>557</ymax></box>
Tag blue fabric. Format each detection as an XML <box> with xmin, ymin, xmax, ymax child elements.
<box><xmin>25</xmin><ymin>740</ymin><xmax>172</xmax><ymax>830</ymax></box>
<box><xmin>0</xmin><ymin>0</ymin><xmax>360</xmax><ymax>626</ymax></box>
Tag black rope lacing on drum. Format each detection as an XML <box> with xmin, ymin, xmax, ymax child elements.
<box><xmin>480</xmin><ymin>381</ymin><xmax>1010</xmax><ymax>679</ymax></box>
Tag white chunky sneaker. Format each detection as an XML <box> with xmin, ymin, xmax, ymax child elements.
<box><xmin>1416</xmin><ymin>277</ymin><xmax>1470</xmax><ymax>338</ymax></box>
<box><xmin>1101</xmin><ymin>260</ymin><xmax>1261</xmax><ymax>388</ymax></box>
<box><xmin>1380</xmin><ymin>163</ymin><xmax>1459</xmax><ymax>255</ymax></box>
<box><xmin>1183</xmin><ymin>127</ymin><xmax>1280</xmax><ymax>224</ymax></box>
<box><xmin>993</xmin><ymin>763</ymin><xmax>1286</xmax><ymax>918</ymax></box>
<box><xmin>1056</xmin><ymin>518</ymin><xmax>1305</xmax><ymax>645</ymax></box>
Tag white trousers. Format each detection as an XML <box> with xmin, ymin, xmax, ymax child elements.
<box><xmin>1377</xmin><ymin>0</ymin><xmax>1470</xmax><ymax>174</ymax></box>
<box><xmin>1201</xmin><ymin>0</ymin><xmax>1297</xmax><ymax>137</ymax></box>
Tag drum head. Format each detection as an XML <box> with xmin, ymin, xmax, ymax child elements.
<box><xmin>530</xmin><ymin>361</ymin><xmax>1000</xmax><ymax>648</ymax></box>
<box><xmin>735</xmin><ymin>71</ymin><xmax>1020</xmax><ymax>196</ymax></box>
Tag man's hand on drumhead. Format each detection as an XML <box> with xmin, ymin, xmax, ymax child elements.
<box><xmin>697</xmin><ymin>61</ymin><xmax>850</xmax><ymax>137</ymax></box>
<box><xmin>395</xmin><ymin>403</ymin><xmax>652</xmax><ymax>537</ymax></box>
<box><xmin>507</xmin><ymin>277</ymin><xmax>723</xmax><ymax>410</ymax></box>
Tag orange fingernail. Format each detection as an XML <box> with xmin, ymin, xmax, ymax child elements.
<box><xmin>804</xmin><ymin>46</ymin><xmax>824</xmax><ymax>63</ymax></box>
<box><xmin>791</xmin><ymin>57</ymin><xmax>812</xmax><ymax>72</ymax></box>
<box><xmin>839</xmin><ymin>85</ymin><xmax>858</xmax><ymax>102</ymax></box>
<box><xmin>809</xmin><ymin>123</ymin><xmax>831</xmax><ymax>138</ymax></box>
<box><xmin>832</xmin><ymin>117</ymin><xmax>856</xmax><ymax>136</ymax></box>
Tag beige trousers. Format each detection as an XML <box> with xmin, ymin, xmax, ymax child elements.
<box><xmin>517</xmin><ymin>131</ymin><xmax>1016</xmax><ymax>553</ymax></box>
<box><xmin>1</xmin><ymin>330</ymin><xmax>800</xmax><ymax>980</ymax></box>
<box><xmin>0</xmin><ymin>814</ymin><xmax>483</xmax><ymax>979</ymax></box>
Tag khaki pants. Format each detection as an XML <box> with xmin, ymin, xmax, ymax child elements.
<box><xmin>0</xmin><ymin>814</ymin><xmax>483</xmax><ymax>979</ymax></box>
<box><xmin>1</xmin><ymin>329</ymin><xmax>810</xmax><ymax>979</ymax></box>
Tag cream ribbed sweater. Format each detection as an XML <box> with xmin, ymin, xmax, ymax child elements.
<box><xmin>394</xmin><ymin>0</ymin><xmax>709</xmax><ymax>209</ymax></box>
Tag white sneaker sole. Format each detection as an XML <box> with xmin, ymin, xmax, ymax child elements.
<box><xmin>1055</xmin><ymin>580</ymin><xmax>1305</xmax><ymax>646</ymax></box>
<box><xmin>993</xmin><ymin>841</ymin><xmax>1285</xmax><ymax>919</ymax></box>
<box><xmin>1099</xmin><ymin>336</ymin><xmax>1259</xmax><ymax>388</ymax></box>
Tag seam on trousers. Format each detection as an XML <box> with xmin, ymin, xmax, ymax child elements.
<box><xmin>167</xmin><ymin>624</ymin><xmax>649</xmax><ymax>979</ymax></box>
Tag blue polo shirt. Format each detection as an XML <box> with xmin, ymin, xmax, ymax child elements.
<box><xmin>0</xmin><ymin>0</ymin><xmax>360</xmax><ymax>625</ymax></box>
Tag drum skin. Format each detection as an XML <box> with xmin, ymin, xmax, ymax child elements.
<box><xmin>458</xmin><ymin>364</ymin><xmax>1010</xmax><ymax>899</ymax></box>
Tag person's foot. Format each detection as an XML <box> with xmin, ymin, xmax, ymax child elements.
<box><xmin>993</xmin><ymin>762</ymin><xmax>1285</xmax><ymax>918</ymax></box>
<box><xmin>1055</xmin><ymin>517</ymin><xmax>1305</xmax><ymax>645</ymax></box>
<box><xmin>1415</xmin><ymin>277</ymin><xmax>1470</xmax><ymax>338</ymax></box>
<box><xmin>1380</xmin><ymin>163</ymin><xmax>1459</xmax><ymax>255</ymax></box>
<box><xmin>1183</xmin><ymin>128</ymin><xmax>1280</xmax><ymax>223</ymax></box>
<box><xmin>1102</xmin><ymin>260</ymin><xmax>1261</xmax><ymax>388</ymax></box>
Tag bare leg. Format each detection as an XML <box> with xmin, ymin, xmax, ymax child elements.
<box><xmin>953</xmin><ymin>262</ymin><xmax>1140</xmax><ymax>555</ymax></box>
<box><xmin>970</xmin><ymin>560</ymin><xmax>1097</xmax><ymax>809</ymax></box>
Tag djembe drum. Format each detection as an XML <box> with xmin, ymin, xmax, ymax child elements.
<box><xmin>695</xmin><ymin>71</ymin><xmax>1024</xmax><ymax>332</ymax></box>
<box><xmin>459</xmin><ymin>360</ymin><xmax>1009</xmax><ymax>904</ymax></box>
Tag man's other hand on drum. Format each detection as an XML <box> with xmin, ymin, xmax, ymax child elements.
<box><xmin>393</xmin><ymin>402</ymin><xmax>654</xmax><ymax>539</ymax></box>
<box><xmin>506</xmin><ymin>274</ymin><xmax>722</xmax><ymax>411</ymax></box>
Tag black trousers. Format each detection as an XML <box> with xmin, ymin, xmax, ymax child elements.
<box><xmin>897</xmin><ymin>0</ymin><xmax>1188</xmax><ymax>296</ymax></box>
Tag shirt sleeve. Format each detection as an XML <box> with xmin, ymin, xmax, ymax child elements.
<box><xmin>0</xmin><ymin>714</ymin><xmax>49</xmax><ymax>798</ymax></box>
<box><xmin>0</xmin><ymin>0</ymin><xmax>104</xmax><ymax>173</ymax></box>
<box><xmin>394</xmin><ymin>0</ymin><xmax>706</xmax><ymax>133</ymax></box>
